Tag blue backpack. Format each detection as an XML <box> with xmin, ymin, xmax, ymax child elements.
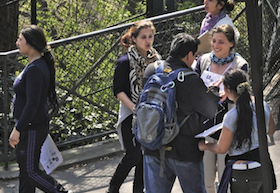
<box><xmin>134</xmin><ymin>60</ymin><xmax>197</xmax><ymax>150</ymax></box>
<box><xmin>133</xmin><ymin>60</ymin><xmax>197</xmax><ymax>176</ymax></box>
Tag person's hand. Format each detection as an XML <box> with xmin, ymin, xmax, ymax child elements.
<box><xmin>219</xmin><ymin>90</ymin><xmax>227</xmax><ymax>102</ymax></box>
<box><xmin>9</xmin><ymin>127</ymin><xmax>20</xmax><ymax>148</ymax></box>
<box><xmin>211</xmin><ymin>78</ymin><xmax>223</xmax><ymax>87</ymax></box>
<box><xmin>198</xmin><ymin>141</ymin><xmax>207</xmax><ymax>151</ymax></box>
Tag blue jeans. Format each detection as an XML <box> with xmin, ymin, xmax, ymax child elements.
<box><xmin>143</xmin><ymin>155</ymin><xmax>206</xmax><ymax>193</ymax></box>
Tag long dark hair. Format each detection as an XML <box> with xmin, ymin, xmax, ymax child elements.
<box><xmin>223</xmin><ymin>68</ymin><xmax>252</xmax><ymax>150</ymax></box>
<box><xmin>21</xmin><ymin>25</ymin><xmax>59</xmax><ymax>115</ymax></box>
<box><xmin>217</xmin><ymin>0</ymin><xmax>235</xmax><ymax>13</ymax></box>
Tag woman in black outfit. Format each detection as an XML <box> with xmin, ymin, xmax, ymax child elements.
<box><xmin>9</xmin><ymin>25</ymin><xmax>69</xmax><ymax>193</ymax></box>
<box><xmin>108</xmin><ymin>20</ymin><xmax>161</xmax><ymax>193</ymax></box>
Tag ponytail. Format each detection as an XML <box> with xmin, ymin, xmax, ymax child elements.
<box><xmin>219</xmin><ymin>0</ymin><xmax>235</xmax><ymax>13</ymax></box>
<box><xmin>42</xmin><ymin>50</ymin><xmax>59</xmax><ymax>115</ymax></box>
<box><xmin>223</xmin><ymin>68</ymin><xmax>253</xmax><ymax>150</ymax></box>
<box><xmin>234</xmin><ymin>89</ymin><xmax>253</xmax><ymax>150</ymax></box>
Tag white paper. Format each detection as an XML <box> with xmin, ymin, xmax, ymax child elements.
<box><xmin>195</xmin><ymin>123</ymin><xmax>223</xmax><ymax>138</ymax></box>
<box><xmin>40</xmin><ymin>134</ymin><xmax>63</xmax><ymax>174</ymax></box>
<box><xmin>201</xmin><ymin>70</ymin><xmax>224</xmax><ymax>92</ymax></box>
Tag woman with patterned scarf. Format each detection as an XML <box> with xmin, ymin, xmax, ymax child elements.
<box><xmin>198</xmin><ymin>0</ymin><xmax>239</xmax><ymax>56</ymax></box>
<box><xmin>194</xmin><ymin>24</ymin><xmax>248</xmax><ymax>193</ymax></box>
<box><xmin>108</xmin><ymin>20</ymin><xmax>161</xmax><ymax>193</ymax></box>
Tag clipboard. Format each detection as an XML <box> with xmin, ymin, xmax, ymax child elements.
<box><xmin>196</xmin><ymin>30</ymin><xmax>212</xmax><ymax>54</ymax></box>
<box><xmin>195</xmin><ymin>123</ymin><xmax>222</xmax><ymax>138</ymax></box>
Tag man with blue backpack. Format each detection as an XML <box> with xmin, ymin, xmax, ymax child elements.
<box><xmin>140</xmin><ymin>33</ymin><xmax>221</xmax><ymax>193</ymax></box>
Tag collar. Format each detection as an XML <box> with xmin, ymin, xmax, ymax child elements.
<box><xmin>210</xmin><ymin>51</ymin><xmax>236</xmax><ymax>66</ymax></box>
<box><xmin>166</xmin><ymin>56</ymin><xmax>191</xmax><ymax>69</ymax></box>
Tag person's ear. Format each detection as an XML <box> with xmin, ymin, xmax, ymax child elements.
<box><xmin>132</xmin><ymin>36</ymin><xmax>136</xmax><ymax>44</ymax></box>
<box><xmin>217</xmin><ymin>1</ymin><xmax>224</xmax><ymax>11</ymax></box>
<box><xmin>188</xmin><ymin>51</ymin><xmax>193</xmax><ymax>60</ymax></box>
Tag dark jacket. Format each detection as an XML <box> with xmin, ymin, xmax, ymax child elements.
<box><xmin>113</xmin><ymin>54</ymin><xmax>131</xmax><ymax>98</ymax></box>
<box><xmin>142</xmin><ymin>56</ymin><xmax>220</xmax><ymax>162</ymax></box>
<box><xmin>13</xmin><ymin>57</ymin><xmax>50</xmax><ymax>132</ymax></box>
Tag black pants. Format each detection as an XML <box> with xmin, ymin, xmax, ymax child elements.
<box><xmin>16</xmin><ymin>127</ymin><xmax>65</xmax><ymax>193</ymax></box>
<box><xmin>110</xmin><ymin>115</ymin><xmax>143</xmax><ymax>191</ymax></box>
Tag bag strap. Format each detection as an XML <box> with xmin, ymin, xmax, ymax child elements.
<box><xmin>169</xmin><ymin>68</ymin><xmax>198</xmax><ymax>82</ymax></box>
<box><xmin>159</xmin><ymin>146</ymin><xmax>166</xmax><ymax>177</ymax></box>
<box><xmin>155</xmin><ymin>60</ymin><xmax>165</xmax><ymax>74</ymax></box>
<box><xmin>154</xmin><ymin>60</ymin><xmax>198</xmax><ymax>82</ymax></box>
<box><xmin>179</xmin><ymin>114</ymin><xmax>191</xmax><ymax>128</ymax></box>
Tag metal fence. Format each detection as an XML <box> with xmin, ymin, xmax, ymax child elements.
<box><xmin>1</xmin><ymin>1</ymin><xmax>280</xmax><ymax>167</ymax></box>
<box><xmin>263</xmin><ymin>0</ymin><xmax>280</xmax><ymax>130</ymax></box>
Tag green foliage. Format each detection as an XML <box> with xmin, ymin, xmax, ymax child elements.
<box><xmin>17</xmin><ymin>0</ymin><xmax>146</xmax><ymax>144</ymax></box>
<box><xmin>19</xmin><ymin>0</ymin><xmax>145</xmax><ymax>41</ymax></box>
<box><xmin>177</xmin><ymin>1</ymin><xmax>196</xmax><ymax>11</ymax></box>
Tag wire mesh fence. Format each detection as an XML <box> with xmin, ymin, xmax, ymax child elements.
<box><xmin>262</xmin><ymin>0</ymin><xmax>280</xmax><ymax>130</ymax></box>
<box><xmin>1</xmin><ymin>1</ymin><xmax>280</xmax><ymax>164</ymax></box>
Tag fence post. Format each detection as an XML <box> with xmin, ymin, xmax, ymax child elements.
<box><xmin>244</xmin><ymin>0</ymin><xmax>273</xmax><ymax>192</ymax></box>
<box><xmin>1</xmin><ymin>55</ymin><xmax>9</xmax><ymax>170</ymax></box>
<box><xmin>146</xmin><ymin>0</ymin><xmax>165</xmax><ymax>17</ymax></box>
<box><xmin>31</xmin><ymin>0</ymin><xmax>37</xmax><ymax>24</ymax></box>
<box><xmin>166</xmin><ymin>0</ymin><xmax>175</xmax><ymax>13</ymax></box>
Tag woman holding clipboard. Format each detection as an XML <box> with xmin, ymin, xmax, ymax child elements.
<box><xmin>199</xmin><ymin>68</ymin><xmax>276</xmax><ymax>193</ymax></box>
<box><xmin>194</xmin><ymin>24</ymin><xmax>248</xmax><ymax>193</ymax></box>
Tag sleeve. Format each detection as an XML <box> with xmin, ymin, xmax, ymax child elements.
<box><xmin>15</xmin><ymin>67</ymin><xmax>44</xmax><ymax>132</ymax></box>
<box><xmin>194</xmin><ymin>57</ymin><xmax>202</xmax><ymax>75</ymax></box>
<box><xmin>189</xmin><ymin>75</ymin><xmax>220</xmax><ymax>119</ymax></box>
<box><xmin>223</xmin><ymin>108</ymin><xmax>238</xmax><ymax>133</ymax></box>
<box><xmin>113</xmin><ymin>55</ymin><xmax>130</xmax><ymax>96</ymax></box>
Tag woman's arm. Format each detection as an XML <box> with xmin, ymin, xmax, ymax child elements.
<box><xmin>199</xmin><ymin>126</ymin><xmax>233</xmax><ymax>154</ymax></box>
<box><xmin>116</xmin><ymin>91</ymin><xmax>135</xmax><ymax>111</ymax></box>
<box><xmin>267</xmin><ymin>114</ymin><xmax>276</xmax><ymax>134</ymax></box>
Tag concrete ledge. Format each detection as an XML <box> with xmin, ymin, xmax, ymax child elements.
<box><xmin>0</xmin><ymin>140</ymin><xmax>122</xmax><ymax>180</ymax></box>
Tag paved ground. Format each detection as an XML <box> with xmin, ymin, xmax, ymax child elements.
<box><xmin>1</xmin><ymin>131</ymin><xmax>280</xmax><ymax>193</ymax></box>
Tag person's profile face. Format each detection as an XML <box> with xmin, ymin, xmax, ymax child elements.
<box><xmin>204</xmin><ymin>0</ymin><xmax>223</xmax><ymax>16</ymax></box>
<box><xmin>16</xmin><ymin>33</ymin><xmax>31</xmax><ymax>55</ymax></box>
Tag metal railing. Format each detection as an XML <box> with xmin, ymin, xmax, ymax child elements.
<box><xmin>1</xmin><ymin>1</ymin><xmax>280</xmax><ymax>168</ymax></box>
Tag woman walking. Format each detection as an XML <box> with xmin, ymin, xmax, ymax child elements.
<box><xmin>9</xmin><ymin>25</ymin><xmax>69</xmax><ymax>193</ymax></box>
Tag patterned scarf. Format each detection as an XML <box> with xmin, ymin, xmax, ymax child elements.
<box><xmin>127</xmin><ymin>45</ymin><xmax>161</xmax><ymax>103</ymax></box>
<box><xmin>210</xmin><ymin>51</ymin><xmax>236</xmax><ymax>66</ymax></box>
<box><xmin>200</xmin><ymin>10</ymin><xmax>227</xmax><ymax>35</ymax></box>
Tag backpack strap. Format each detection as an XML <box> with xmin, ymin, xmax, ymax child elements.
<box><xmin>154</xmin><ymin>60</ymin><xmax>165</xmax><ymax>74</ymax></box>
<box><xmin>159</xmin><ymin>146</ymin><xmax>166</xmax><ymax>177</ymax></box>
<box><xmin>154</xmin><ymin>60</ymin><xmax>198</xmax><ymax>82</ymax></box>
<box><xmin>168</xmin><ymin>68</ymin><xmax>198</xmax><ymax>82</ymax></box>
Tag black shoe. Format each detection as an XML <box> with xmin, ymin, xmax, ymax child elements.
<box><xmin>106</xmin><ymin>186</ymin><xmax>119</xmax><ymax>193</ymax></box>
<box><xmin>56</xmin><ymin>184</ymin><xmax>69</xmax><ymax>193</ymax></box>
<box><xmin>133</xmin><ymin>188</ymin><xmax>144</xmax><ymax>193</ymax></box>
